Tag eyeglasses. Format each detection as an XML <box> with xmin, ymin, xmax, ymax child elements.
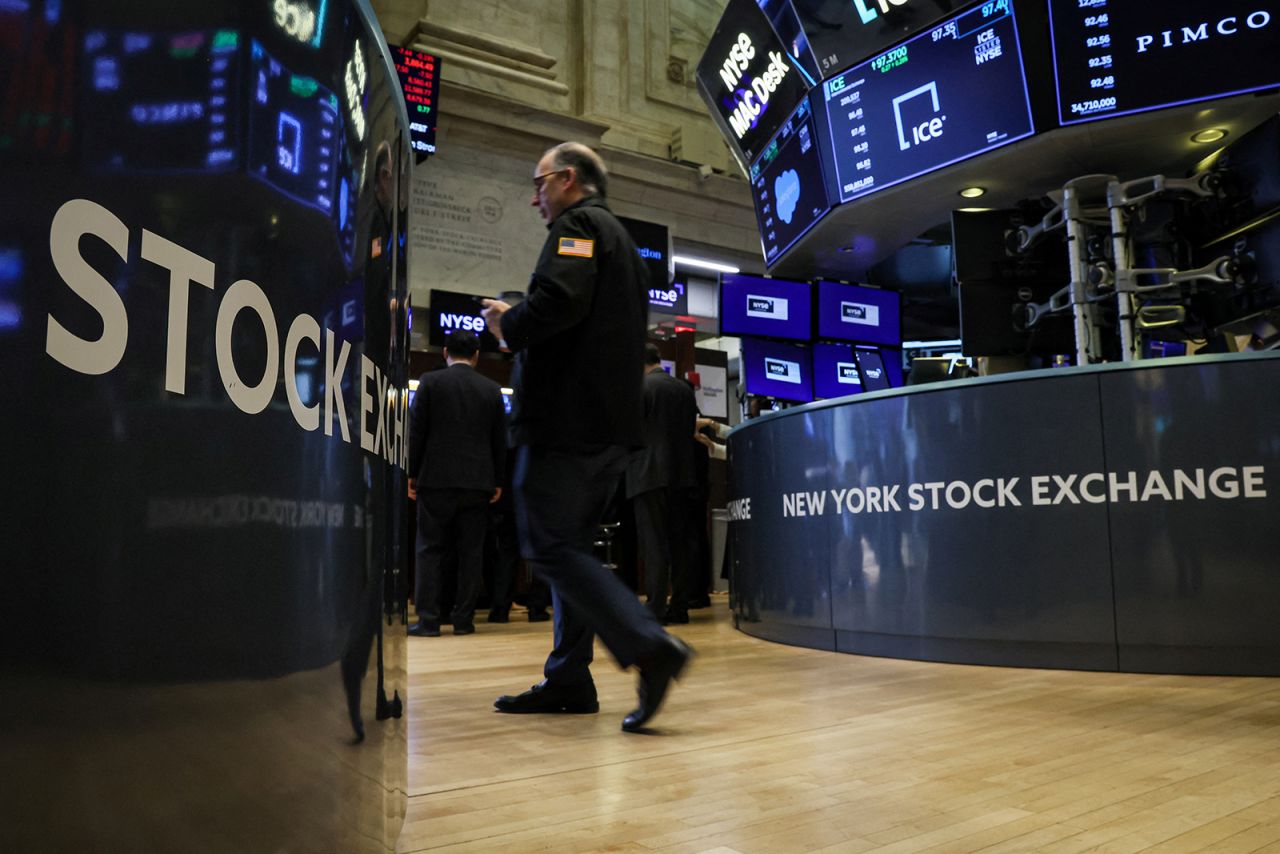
<box><xmin>532</xmin><ymin>169</ymin><xmax>568</xmax><ymax>190</ymax></box>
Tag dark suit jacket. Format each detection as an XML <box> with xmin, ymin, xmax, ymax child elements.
<box><xmin>625</xmin><ymin>368</ymin><xmax>698</xmax><ymax>498</ymax></box>
<box><xmin>408</xmin><ymin>363</ymin><xmax>506</xmax><ymax>491</ymax></box>
<box><xmin>499</xmin><ymin>196</ymin><xmax>648</xmax><ymax>448</ymax></box>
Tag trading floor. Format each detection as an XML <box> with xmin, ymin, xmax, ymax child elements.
<box><xmin>399</xmin><ymin>599</ymin><xmax>1280</xmax><ymax>854</ymax></box>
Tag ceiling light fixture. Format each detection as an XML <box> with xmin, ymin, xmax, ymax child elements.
<box><xmin>958</xmin><ymin>186</ymin><xmax>986</xmax><ymax>199</ymax></box>
<box><xmin>673</xmin><ymin>254</ymin><xmax>741</xmax><ymax>274</ymax></box>
<box><xmin>1191</xmin><ymin>128</ymin><xmax>1227</xmax><ymax>144</ymax></box>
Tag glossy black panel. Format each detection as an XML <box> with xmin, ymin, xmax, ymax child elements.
<box><xmin>1103</xmin><ymin>359</ymin><xmax>1280</xmax><ymax>674</ymax></box>
<box><xmin>0</xmin><ymin>1</ymin><xmax>409</xmax><ymax>849</ymax></box>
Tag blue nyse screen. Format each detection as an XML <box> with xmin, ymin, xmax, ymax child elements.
<box><xmin>855</xmin><ymin>348</ymin><xmax>892</xmax><ymax>390</ymax></box>
<box><xmin>741</xmin><ymin>337</ymin><xmax>814</xmax><ymax>402</ymax></box>
<box><xmin>816</xmin><ymin>280</ymin><xmax>901</xmax><ymax>346</ymax></box>
<box><xmin>750</xmin><ymin>95</ymin><xmax>832</xmax><ymax>265</ymax></box>
<box><xmin>720</xmin><ymin>274</ymin><xmax>812</xmax><ymax>341</ymax></box>
<box><xmin>1049</xmin><ymin>0</ymin><xmax>1280</xmax><ymax>125</ymax></box>
<box><xmin>812</xmin><ymin>341</ymin><xmax>864</xmax><ymax>399</ymax></box>
<box><xmin>822</xmin><ymin>1</ymin><xmax>1034</xmax><ymax>205</ymax></box>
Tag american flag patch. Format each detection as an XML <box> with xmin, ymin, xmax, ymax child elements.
<box><xmin>557</xmin><ymin>237</ymin><xmax>595</xmax><ymax>258</ymax></box>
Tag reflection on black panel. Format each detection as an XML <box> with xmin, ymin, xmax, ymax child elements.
<box><xmin>83</xmin><ymin>29</ymin><xmax>240</xmax><ymax>173</ymax></box>
<box><xmin>249</xmin><ymin>40</ymin><xmax>340</xmax><ymax>215</ymax></box>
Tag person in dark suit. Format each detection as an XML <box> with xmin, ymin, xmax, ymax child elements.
<box><xmin>407</xmin><ymin>329</ymin><xmax>506</xmax><ymax>637</ymax></box>
<box><xmin>481</xmin><ymin>141</ymin><xmax>692</xmax><ymax>733</ymax></box>
<box><xmin>626</xmin><ymin>344</ymin><xmax>698</xmax><ymax>624</ymax></box>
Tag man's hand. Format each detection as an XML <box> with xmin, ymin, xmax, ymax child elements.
<box><xmin>480</xmin><ymin>299</ymin><xmax>511</xmax><ymax>349</ymax></box>
<box><xmin>407</xmin><ymin>478</ymin><xmax>417</xmax><ymax>501</ymax></box>
<box><xmin>694</xmin><ymin>433</ymin><xmax>717</xmax><ymax>451</ymax></box>
<box><xmin>696</xmin><ymin>417</ymin><xmax>716</xmax><ymax>431</ymax></box>
<box><xmin>490</xmin><ymin>487</ymin><xmax>503</xmax><ymax>504</ymax></box>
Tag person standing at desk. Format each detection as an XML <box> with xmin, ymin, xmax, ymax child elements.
<box><xmin>407</xmin><ymin>330</ymin><xmax>506</xmax><ymax>637</ymax></box>
<box><xmin>626</xmin><ymin>345</ymin><xmax>698</xmax><ymax>624</ymax></box>
<box><xmin>481</xmin><ymin>141</ymin><xmax>692</xmax><ymax>733</ymax></box>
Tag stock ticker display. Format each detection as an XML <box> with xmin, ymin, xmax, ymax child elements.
<box><xmin>248</xmin><ymin>40</ymin><xmax>340</xmax><ymax>215</ymax></box>
<box><xmin>1049</xmin><ymin>0</ymin><xmax>1280</xmax><ymax>125</ymax></box>
<box><xmin>749</xmin><ymin>96</ymin><xmax>832</xmax><ymax>265</ymax></box>
<box><xmin>822</xmin><ymin>0</ymin><xmax>1034</xmax><ymax>205</ymax></box>
<box><xmin>83</xmin><ymin>30</ymin><xmax>242</xmax><ymax>173</ymax></box>
<box><xmin>795</xmin><ymin>0</ymin><xmax>966</xmax><ymax>79</ymax></box>
<box><xmin>389</xmin><ymin>45</ymin><xmax>439</xmax><ymax>156</ymax></box>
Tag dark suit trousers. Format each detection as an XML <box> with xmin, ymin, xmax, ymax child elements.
<box><xmin>415</xmin><ymin>489</ymin><xmax>491</xmax><ymax>625</ymax></box>
<box><xmin>512</xmin><ymin>445</ymin><xmax>667</xmax><ymax>687</ymax></box>
<box><xmin>633</xmin><ymin>487</ymin><xmax>691</xmax><ymax>616</ymax></box>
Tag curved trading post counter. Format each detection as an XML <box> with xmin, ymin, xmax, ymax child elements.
<box><xmin>727</xmin><ymin>353</ymin><xmax>1280</xmax><ymax>676</ymax></box>
<box><xmin>1</xmin><ymin>1</ymin><xmax>412</xmax><ymax>850</ymax></box>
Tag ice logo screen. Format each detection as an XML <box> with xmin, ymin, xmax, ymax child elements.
<box><xmin>774</xmin><ymin>168</ymin><xmax>801</xmax><ymax>225</ymax></box>
<box><xmin>893</xmin><ymin>81</ymin><xmax>946</xmax><ymax>151</ymax></box>
<box><xmin>837</xmin><ymin>362</ymin><xmax>862</xmax><ymax>384</ymax></box>
<box><xmin>746</xmin><ymin>294</ymin><xmax>789</xmax><ymax>320</ymax></box>
<box><xmin>764</xmin><ymin>357</ymin><xmax>802</xmax><ymax>384</ymax></box>
<box><xmin>840</xmin><ymin>301</ymin><xmax>880</xmax><ymax>327</ymax></box>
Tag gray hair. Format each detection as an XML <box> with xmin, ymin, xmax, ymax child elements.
<box><xmin>547</xmin><ymin>142</ymin><xmax>607</xmax><ymax>198</ymax></box>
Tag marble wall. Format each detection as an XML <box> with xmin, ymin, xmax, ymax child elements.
<box><xmin>370</xmin><ymin>0</ymin><xmax>764</xmax><ymax>311</ymax></box>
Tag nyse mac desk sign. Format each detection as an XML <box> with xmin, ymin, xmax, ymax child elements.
<box><xmin>696</xmin><ymin>0</ymin><xmax>811</xmax><ymax>166</ymax></box>
<box><xmin>1</xmin><ymin>2</ymin><xmax>412</xmax><ymax>850</ymax></box>
<box><xmin>1049</xmin><ymin>0</ymin><xmax>1280</xmax><ymax>124</ymax></box>
<box><xmin>725</xmin><ymin>356</ymin><xmax>1280</xmax><ymax>674</ymax></box>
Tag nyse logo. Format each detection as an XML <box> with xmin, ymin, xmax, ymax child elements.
<box><xmin>837</xmin><ymin>362</ymin><xmax>863</xmax><ymax>385</ymax></box>
<box><xmin>764</xmin><ymin>357</ymin><xmax>802</xmax><ymax>384</ymax></box>
<box><xmin>841</xmin><ymin>301</ymin><xmax>880</xmax><ymax>327</ymax></box>
<box><xmin>853</xmin><ymin>0</ymin><xmax>911</xmax><ymax>25</ymax></box>
<box><xmin>746</xmin><ymin>295</ymin><xmax>789</xmax><ymax>321</ymax></box>
<box><xmin>893</xmin><ymin>81</ymin><xmax>946</xmax><ymax>151</ymax></box>
<box><xmin>1136</xmin><ymin>12</ymin><xmax>1272</xmax><ymax>53</ymax></box>
<box><xmin>864</xmin><ymin>366</ymin><xmax>884</xmax><ymax>381</ymax></box>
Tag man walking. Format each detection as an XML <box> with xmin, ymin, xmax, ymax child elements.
<box><xmin>407</xmin><ymin>330</ymin><xmax>505</xmax><ymax>637</ymax></box>
<box><xmin>626</xmin><ymin>344</ymin><xmax>699</xmax><ymax>625</ymax></box>
<box><xmin>481</xmin><ymin>142</ymin><xmax>692</xmax><ymax>732</ymax></box>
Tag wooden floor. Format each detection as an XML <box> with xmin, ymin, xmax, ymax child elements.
<box><xmin>399</xmin><ymin>598</ymin><xmax>1280</xmax><ymax>853</ymax></box>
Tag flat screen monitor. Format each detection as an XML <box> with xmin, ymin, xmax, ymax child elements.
<box><xmin>741</xmin><ymin>337</ymin><xmax>814</xmax><ymax>402</ymax></box>
<box><xmin>390</xmin><ymin>45</ymin><xmax>441</xmax><ymax>157</ymax></box>
<box><xmin>794</xmin><ymin>0</ymin><xmax>966</xmax><ymax>79</ymax></box>
<box><xmin>854</xmin><ymin>348</ymin><xmax>891</xmax><ymax>391</ymax></box>
<box><xmin>812</xmin><ymin>341</ymin><xmax>864</xmax><ymax>399</ymax></box>
<box><xmin>427</xmin><ymin>289</ymin><xmax>501</xmax><ymax>352</ymax></box>
<box><xmin>695</xmin><ymin>0</ymin><xmax>813</xmax><ymax>169</ymax></box>
<box><xmin>821</xmin><ymin>1</ymin><xmax>1034</xmax><ymax>205</ymax></box>
<box><xmin>720</xmin><ymin>274</ymin><xmax>813</xmax><ymax>341</ymax></box>
<box><xmin>1048</xmin><ymin>0</ymin><xmax>1280</xmax><ymax>126</ymax></box>
<box><xmin>750</xmin><ymin>95</ymin><xmax>832</xmax><ymax>265</ymax></box>
<box><xmin>617</xmin><ymin>215</ymin><xmax>676</xmax><ymax>309</ymax></box>
<box><xmin>815</xmin><ymin>280</ymin><xmax>901</xmax><ymax>346</ymax></box>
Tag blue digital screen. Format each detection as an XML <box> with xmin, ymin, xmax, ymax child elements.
<box><xmin>750</xmin><ymin>95</ymin><xmax>831</xmax><ymax>265</ymax></box>
<box><xmin>741</xmin><ymin>337</ymin><xmax>813</xmax><ymax>402</ymax></box>
<box><xmin>1049</xmin><ymin>0</ymin><xmax>1280</xmax><ymax>125</ymax></box>
<box><xmin>248</xmin><ymin>40</ymin><xmax>340</xmax><ymax>215</ymax></box>
<box><xmin>812</xmin><ymin>341</ymin><xmax>863</xmax><ymax>399</ymax></box>
<box><xmin>82</xmin><ymin>29</ymin><xmax>241</xmax><ymax>173</ymax></box>
<box><xmin>720</xmin><ymin>274</ymin><xmax>812</xmax><ymax>341</ymax></box>
<box><xmin>821</xmin><ymin>1</ymin><xmax>1033</xmax><ymax>205</ymax></box>
<box><xmin>855</xmin><ymin>348</ymin><xmax>892</xmax><ymax>390</ymax></box>
<box><xmin>816</xmin><ymin>280</ymin><xmax>901</xmax><ymax>346</ymax></box>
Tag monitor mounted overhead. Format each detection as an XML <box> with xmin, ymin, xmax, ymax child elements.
<box><xmin>719</xmin><ymin>274</ymin><xmax>813</xmax><ymax>341</ymax></box>
<box><xmin>741</xmin><ymin>336</ymin><xmax>814</xmax><ymax>402</ymax></box>
<box><xmin>1048</xmin><ymin>0</ymin><xmax>1280</xmax><ymax>126</ymax></box>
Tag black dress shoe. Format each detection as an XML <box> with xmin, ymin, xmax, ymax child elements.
<box><xmin>452</xmin><ymin>623</ymin><xmax>475</xmax><ymax>635</ymax></box>
<box><xmin>662</xmin><ymin>610</ymin><xmax>689</xmax><ymax>625</ymax></box>
<box><xmin>527</xmin><ymin>610</ymin><xmax>550</xmax><ymax>623</ymax></box>
<box><xmin>407</xmin><ymin>621</ymin><xmax>441</xmax><ymax>637</ymax></box>
<box><xmin>494</xmin><ymin>680</ymin><xmax>599</xmax><ymax>714</ymax></box>
<box><xmin>622</xmin><ymin>635</ymin><xmax>694</xmax><ymax>732</ymax></box>
<box><xmin>487</xmin><ymin>609</ymin><xmax>510</xmax><ymax>623</ymax></box>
